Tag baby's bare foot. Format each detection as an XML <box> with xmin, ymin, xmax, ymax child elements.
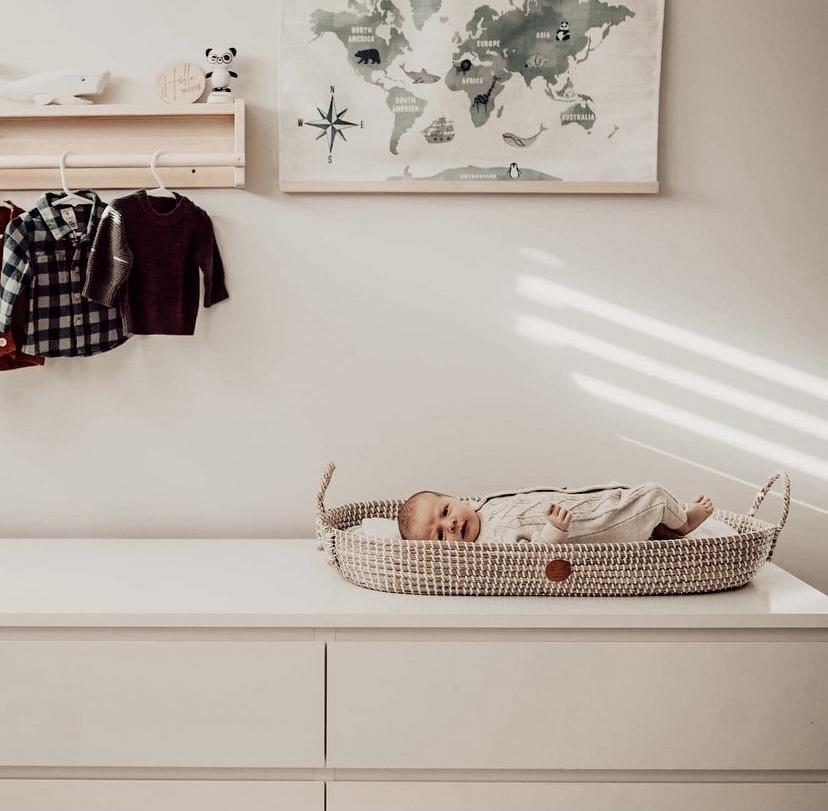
<box><xmin>651</xmin><ymin>498</ymin><xmax>714</xmax><ymax>540</ymax></box>
<box><xmin>679</xmin><ymin>496</ymin><xmax>714</xmax><ymax>535</ymax></box>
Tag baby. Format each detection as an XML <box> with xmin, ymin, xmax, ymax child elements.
<box><xmin>397</xmin><ymin>481</ymin><xmax>715</xmax><ymax>544</ymax></box>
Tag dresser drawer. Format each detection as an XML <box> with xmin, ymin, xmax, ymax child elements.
<box><xmin>0</xmin><ymin>641</ymin><xmax>324</xmax><ymax>767</ymax></box>
<box><xmin>327</xmin><ymin>640</ymin><xmax>828</xmax><ymax>770</ymax></box>
<box><xmin>0</xmin><ymin>780</ymin><xmax>323</xmax><ymax>811</ymax></box>
<box><xmin>327</xmin><ymin>781</ymin><xmax>828</xmax><ymax>811</ymax></box>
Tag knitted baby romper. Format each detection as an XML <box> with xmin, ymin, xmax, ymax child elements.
<box><xmin>474</xmin><ymin>483</ymin><xmax>688</xmax><ymax>545</ymax></box>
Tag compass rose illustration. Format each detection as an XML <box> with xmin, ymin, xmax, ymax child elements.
<box><xmin>298</xmin><ymin>87</ymin><xmax>362</xmax><ymax>164</ymax></box>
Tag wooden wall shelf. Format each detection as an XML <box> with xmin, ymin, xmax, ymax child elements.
<box><xmin>0</xmin><ymin>99</ymin><xmax>245</xmax><ymax>190</ymax></box>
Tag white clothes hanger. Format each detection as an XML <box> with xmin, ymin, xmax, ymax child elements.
<box><xmin>53</xmin><ymin>151</ymin><xmax>93</xmax><ymax>207</ymax></box>
<box><xmin>146</xmin><ymin>150</ymin><xmax>177</xmax><ymax>198</ymax></box>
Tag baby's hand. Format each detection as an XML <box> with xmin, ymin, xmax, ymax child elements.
<box><xmin>546</xmin><ymin>503</ymin><xmax>571</xmax><ymax>532</ymax></box>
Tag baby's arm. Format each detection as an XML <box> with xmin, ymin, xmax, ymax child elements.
<box><xmin>538</xmin><ymin>503</ymin><xmax>571</xmax><ymax>543</ymax></box>
<box><xmin>548</xmin><ymin>504</ymin><xmax>571</xmax><ymax>532</ymax></box>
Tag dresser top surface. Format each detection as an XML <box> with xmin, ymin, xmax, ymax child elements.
<box><xmin>0</xmin><ymin>539</ymin><xmax>825</xmax><ymax>629</ymax></box>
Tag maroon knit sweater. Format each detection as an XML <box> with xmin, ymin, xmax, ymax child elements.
<box><xmin>84</xmin><ymin>191</ymin><xmax>228</xmax><ymax>335</ymax></box>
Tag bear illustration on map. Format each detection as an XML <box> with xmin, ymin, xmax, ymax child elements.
<box><xmin>354</xmin><ymin>48</ymin><xmax>381</xmax><ymax>65</ymax></box>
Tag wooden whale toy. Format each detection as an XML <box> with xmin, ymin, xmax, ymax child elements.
<box><xmin>0</xmin><ymin>69</ymin><xmax>110</xmax><ymax>105</ymax></box>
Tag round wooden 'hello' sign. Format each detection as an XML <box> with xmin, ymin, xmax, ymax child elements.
<box><xmin>156</xmin><ymin>62</ymin><xmax>206</xmax><ymax>104</ymax></box>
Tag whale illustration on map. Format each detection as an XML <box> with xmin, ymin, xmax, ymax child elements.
<box><xmin>502</xmin><ymin>124</ymin><xmax>548</xmax><ymax>148</ymax></box>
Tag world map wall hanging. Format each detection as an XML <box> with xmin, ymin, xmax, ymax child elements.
<box><xmin>279</xmin><ymin>0</ymin><xmax>665</xmax><ymax>193</ymax></box>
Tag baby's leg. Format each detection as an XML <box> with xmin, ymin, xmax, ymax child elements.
<box><xmin>637</xmin><ymin>483</ymin><xmax>687</xmax><ymax>531</ymax></box>
<box><xmin>568</xmin><ymin>483</ymin><xmax>688</xmax><ymax>545</ymax></box>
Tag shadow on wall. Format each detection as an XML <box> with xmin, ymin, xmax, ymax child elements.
<box><xmin>514</xmin><ymin>246</ymin><xmax>828</xmax><ymax>518</ymax></box>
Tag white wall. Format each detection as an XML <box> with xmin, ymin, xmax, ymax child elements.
<box><xmin>2</xmin><ymin>0</ymin><xmax>826</xmax><ymax>591</ymax></box>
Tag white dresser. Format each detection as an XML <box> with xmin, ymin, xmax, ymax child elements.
<box><xmin>0</xmin><ymin>539</ymin><xmax>826</xmax><ymax>810</ymax></box>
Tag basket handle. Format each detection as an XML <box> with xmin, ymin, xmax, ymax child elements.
<box><xmin>315</xmin><ymin>462</ymin><xmax>338</xmax><ymax>561</ymax></box>
<box><xmin>747</xmin><ymin>471</ymin><xmax>791</xmax><ymax>532</ymax></box>
<box><xmin>317</xmin><ymin>461</ymin><xmax>336</xmax><ymax>521</ymax></box>
<box><xmin>747</xmin><ymin>471</ymin><xmax>791</xmax><ymax>564</ymax></box>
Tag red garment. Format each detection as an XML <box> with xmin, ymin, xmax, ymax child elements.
<box><xmin>0</xmin><ymin>202</ymin><xmax>45</xmax><ymax>371</ymax></box>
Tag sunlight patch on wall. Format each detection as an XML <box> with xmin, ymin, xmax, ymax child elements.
<box><xmin>572</xmin><ymin>374</ymin><xmax>828</xmax><ymax>481</ymax></box>
<box><xmin>516</xmin><ymin>314</ymin><xmax>828</xmax><ymax>440</ymax></box>
<box><xmin>517</xmin><ymin>259</ymin><xmax>828</xmax><ymax>402</ymax></box>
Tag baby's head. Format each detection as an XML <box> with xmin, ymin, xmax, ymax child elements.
<box><xmin>397</xmin><ymin>491</ymin><xmax>481</xmax><ymax>542</ymax></box>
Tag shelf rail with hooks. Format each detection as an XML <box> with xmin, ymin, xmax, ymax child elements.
<box><xmin>0</xmin><ymin>99</ymin><xmax>245</xmax><ymax>190</ymax></box>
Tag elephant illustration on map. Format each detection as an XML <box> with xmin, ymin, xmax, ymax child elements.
<box><xmin>355</xmin><ymin>48</ymin><xmax>381</xmax><ymax>65</ymax></box>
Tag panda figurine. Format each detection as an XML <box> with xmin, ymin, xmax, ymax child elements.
<box><xmin>205</xmin><ymin>47</ymin><xmax>238</xmax><ymax>103</ymax></box>
<box><xmin>556</xmin><ymin>21</ymin><xmax>570</xmax><ymax>42</ymax></box>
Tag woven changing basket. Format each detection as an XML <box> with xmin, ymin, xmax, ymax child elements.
<box><xmin>316</xmin><ymin>463</ymin><xmax>791</xmax><ymax>597</ymax></box>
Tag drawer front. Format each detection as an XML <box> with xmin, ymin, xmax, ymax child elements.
<box><xmin>327</xmin><ymin>782</ymin><xmax>828</xmax><ymax>811</ymax></box>
<box><xmin>0</xmin><ymin>781</ymin><xmax>323</xmax><ymax>811</ymax></box>
<box><xmin>0</xmin><ymin>641</ymin><xmax>324</xmax><ymax>767</ymax></box>
<box><xmin>327</xmin><ymin>640</ymin><xmax>828</xmax><ymax>770</ymax></box>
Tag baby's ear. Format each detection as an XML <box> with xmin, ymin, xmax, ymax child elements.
<box><xmin>229</xmin><ymin>47</ymin><xmax>237</xmax><ymax>56</ymax></box>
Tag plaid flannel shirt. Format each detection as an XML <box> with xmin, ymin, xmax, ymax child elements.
<box><xmin>0</xmin><ymin>191</ymin><xmax>129</xmax><ymax>357</ymax></box>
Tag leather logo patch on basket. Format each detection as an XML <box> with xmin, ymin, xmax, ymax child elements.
<box><xmin>545</xmin><ymin>559</ymin><xmax>572</xmax><ymax>582</ymax></box>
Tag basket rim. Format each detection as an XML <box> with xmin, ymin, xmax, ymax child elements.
<box><xmin>319</xmin><ymin>505</ymin><xmax>776</xmax><ymax>552</ymax></box>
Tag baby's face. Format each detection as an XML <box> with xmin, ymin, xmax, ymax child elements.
<box><xmin>408</xmin><ymin>493</ymin><xmax>480</xmax><ymax>542</ymax></box>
